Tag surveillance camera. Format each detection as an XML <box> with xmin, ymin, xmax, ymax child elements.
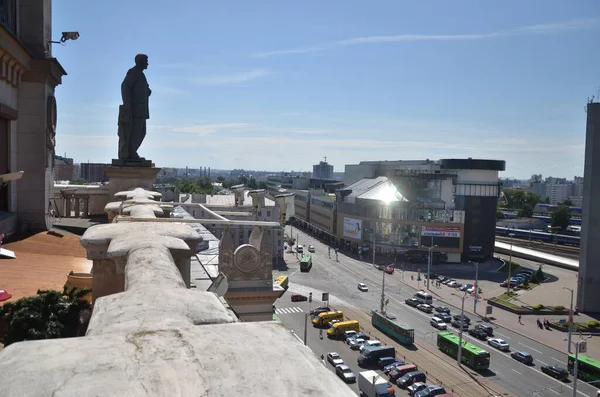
<box><xmin>62</xmin><ymin>32</ymin><xmax>80</xmax><ymax>41</ymax></box>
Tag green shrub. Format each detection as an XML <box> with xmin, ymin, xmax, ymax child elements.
<box><xmin>532</xmin><ymin>304</ymin><xmax>545</xmax><ymax>310</ymax></box>
<box><xmin>554</xmin><ymin>305</ymin><xmax>565</xmax><ymax>311</ymax></box>
<box><xmin>587</xmin><ymin>320</ymin><xmax>600</xmax><ymax>328</ymax></box>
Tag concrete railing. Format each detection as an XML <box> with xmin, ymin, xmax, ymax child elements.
<box><xmin>0</xmin><ymin>186</ymin><xmax>352</xmax><ymax>396</ymax></box>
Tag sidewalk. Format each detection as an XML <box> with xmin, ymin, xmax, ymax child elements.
<box><xmin>399</xmin><ymin>271</ymin><xmax>600</xmax><ymax>358</ymax></box>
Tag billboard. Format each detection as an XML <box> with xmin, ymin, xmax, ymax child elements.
<box><xmin>421</xmin><ymin>226</ymin><xmax>461</xmax><ymax>238</ymax></box>
<box><xmin>343</xmin><ymin>217</ymin><xmax>362</xmax><ymax>239</ymax></box>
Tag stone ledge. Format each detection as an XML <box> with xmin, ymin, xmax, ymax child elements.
<box><xmin>0</xmin><ymin>322</ymin><xmax>353</xmax><ymax>397</ymax></box>
<box><xmin>87</xmin><ymin>289</ymin><xmax>237</xmax><ymax>336</ymax></box>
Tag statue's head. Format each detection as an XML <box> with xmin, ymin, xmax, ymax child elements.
<box><xmin>134</xmin><ymin>54</ymin><xmax>149</xmax><ymax>70</ymax></box>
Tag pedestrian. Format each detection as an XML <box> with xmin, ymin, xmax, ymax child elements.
<box><xmin>319</xmin><ymin>329</ymin><xmax>323</xmax><ymax>340</ymax></box>
<box><xmin>518</xmin><ymin>314</ymin><xmax>522</xmax><ymax>324</ymax></box>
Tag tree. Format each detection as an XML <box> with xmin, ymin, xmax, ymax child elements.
<box><xmin>518</xmin><ymin>203</ymin><xmax>533</xmax><ymax>218</ymax></box>
<box><xmin>551</xmin><ymin>205</ymin><xmax>570</xmax><ymax>230</ymax></box>
<box><xmin>258</xmin><ymin>181</ymin><xmax>268</xmax><ymax>190</ymax></box>
<box><xmin>496</xmin><ymin>209</ymin><xmax>505</xmax><ymax>220</ymax></box>
<box><xmin>561</xmin><ymin>198</ymin><xmax>573</xmax><ymax>206</ymax></box>
<box><xmin>247</xmin><ymin>178</ymin><xmax>258</xmax><ymax>190</ymax></box>
<box><xmin>216</xmin><ymin>176</ymin><xmax>226</xmax><ymax>183</ymax></box>
<box><xmin>0</xmin><ymin>287</ymin><xmax>92</xmax><ymax>347</ymax></box>
<box><xmin>501</xmin><ymin>190</ymin><xmax>540</xmax><ymax>210</ymax></box>
<box><xmin>544</xmin><ymin>197</ymin><xmax>550</xmax><ymax>204</ymax></box>
<box><xmin>532</xmin><ymin>265</ymin><xmax>545</xmax><ymax>283</ymax></box>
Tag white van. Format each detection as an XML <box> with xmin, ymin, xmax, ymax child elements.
<box><xmin>414</xmin><ymin>291</ymin><xmax>433</xmax><ymax>305</ymax></box>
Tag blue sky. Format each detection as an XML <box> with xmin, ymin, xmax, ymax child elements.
<box><xmin>52</xmin><ymin>1</ymin><xmax>599</xmax><ymax>179</ymax></box>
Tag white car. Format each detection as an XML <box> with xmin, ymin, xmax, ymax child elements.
<box><xmin>417</xmin><ymin>304</ymin><xmax>434</xmax><ymax>313</ymax></box>
<box><xmin>359</xmin><ymin>340</ymin><xmax>381</xmax><ymax>353</ymax></box>
<box><xmin>408</xmin><ymin>382</ymin><xmax>428</xmax><ymax>396</ymax></box>
<box><xmin>430</xmin><ymin>317</ymin><xmax>448</xmax><ymax>330</ymax></box>
<box><xmin>358</xmin><ymin>283</ymin><xmax>369</xmax><ymax>292</ymax></box>
<box><xmin>308</xmin><ymin>245</ymin><xmax>315</xmax><ymax>253</ymax></box>
<box><xmin>447</xmin><ymin>280</ymin><xmax>461</xmax><ymax>288</ymax></box>
<box><xmin>335</xmin><ymin>364</ymin><xmax>357</xmax><ymax>383</ymax></box>
<box><xmin>326</xmin><ymin>352</ymin><xmax>344</xmax><ymax>367</ymax></box>
<box><xmin>488</xmin><ymin>338</ymin><xmax>510</xmax><ymax>352</ymax></box>
<box><xmin>349</xmin><ymin>338</ymin><xmax>366</xmax><ymax>350</ymax></box>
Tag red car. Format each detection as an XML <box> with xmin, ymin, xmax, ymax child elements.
<box><xmin>385</xmin><ymin>266</ymin><xmax>395</xmax><ymax>274</ymax></box>
<box><xmin>291</xmin><ymin>294</ymin><xmax>308</xmax><ymax>302</ymax></box>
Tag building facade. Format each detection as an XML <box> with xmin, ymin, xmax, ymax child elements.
<box><xmin>80</xmin><ymin>163</ymin><xmax>109</xmax><ymax>183</ymax></box>
<box><xmin>313</xmin><ymin>159</ymin><xmax>334</xmax><ymax>179</ymax></box>
<box><xmin>0</xmin><ymin>0</ymin><xmax>67</xmax><ymax>234</ymax></box>
<box><xmin>54</xmin><ymin>155</ymin><xmax>74</xmax><ymax>181</ymax></box>
<box><xmin>579</xmin><ymin>102</ymin><xmax>600</xmax><ymax>313</ymax></box>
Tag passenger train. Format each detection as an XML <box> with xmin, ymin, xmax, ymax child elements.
<box><xmin>495</xmin><ymin>226</ymin><xmax>580</xmax><ymax>246</ymax></box>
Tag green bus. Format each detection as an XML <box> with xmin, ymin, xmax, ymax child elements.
<box><xmin>300</xmin><ymin>254</ymin><xmax>313</xmax><ymax>272</ymax></box>
<box><xmin>568</xmin><ymin>354</ymin><xmax>600</xmax><ymax>384</ymax></box>
<box><xmin>437</xmin><ymin>331</ymin><xmax>490</xmax><ymax>371</ymax></box>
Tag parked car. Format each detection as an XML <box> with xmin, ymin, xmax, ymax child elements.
<box><xmin>430</xmin><ymin>317</ymin><xmax>448</xmax><ymax>330</ymax></box>
<box><xmin>308</xmin><ymin>245</ymin><xmax>315</xmax><ymax>253</ymax></box>
<box><xmin>459</xmin><ymin>284</ymin><xmax>473</xmax><ymax>292</ymax></box>
<box><xmin>447</xmin><ymin>280</ymin><xmax>461</xmax><ymax>288</ymax></box>
<box><xmin>467</xmin><ymin>285</ymin><xmax>482</xmax><ymax>294</ymax></box>
<box><xmin>349</xmin><ymin>338</ymin><xmax>366</xmax><ymax>350</ymax></box>
<box><xmin>415</xmin><ymin>385</ymin><xmax>447</xmax><ymax>397</ymax></box>
<box><xmin>385</xmin><ymin>265</ymin><xmax>395</xmax><ymax>274</ymax></box>
<box><xmin>291</xmin><ymin>293</ymin><xmax>307</xmax><ymax>302</ymax></box>
<box><xmin>358</xmin><ymin>283</ymin><xmax>369</xmax><ymax>292</ymax></box>
<box><xmin>326</xmin><ymin>352</ymin><xmax>344</xmax><ymax>367</ymax></box>
<box><xmin>335</xmin><ymin>364</ymin><xmax>356</xmax><ymax>383</ymax></box>
<box><xmin>426</xmin><ymin>273</ymin><xmax>438</xmax><ymax>279</ymax></box>
<box><xmin>441</xmin><ymin>278</ymin><xmax>453</xmax><ymax>285</ymax></box>
<box><xmin>408</xmin><ymin>382</ymin><xmax>428</xmax><ymax>396</ymax></box>
<box><xmin>405</xmin><ymin>298</ymin><xmax>420</xmax><ymax>307</ymax></box>
<box><xmin>474</xmin><ymin>324</ymin><xmax>494</xmax><ymax>336</ymax></box>
<box><xmin>435</xmin><ymin>306</ymin><xmax>451</xmax><ymax>314</ymax></box>
<box><xmin>329</xmin><ymin>319</ymin><xmax>341</xmax><ymax>327</ymax></box>
<box><xmin>383</xmin><ymin>360</ymin><xmax>406</xmax><ymax>375</ymax></box>
<box><xmin>500</xmin><ymin>280</ymin><xmax>520</xmax><ymax>288</ymax></box>
<box><xmin>451</xmin><ymin>320</ymin><xmax>469</xmax><ymax>330</ymax></box>
<box><xmin>453</xmin><ymin>314</ymin><xmax>471</xmax><ymax>324</ymax></box>
<box><xmin>511</xmin><ymin>351</ymin><xmax>534</xmax><ymax>365</ymax></box>
<box><xmin>378</xmin><ymin>357</ymin><xmax>398</xmax><ymax>370</ymax></box>
<box><xmin>437</xmin><ymin>312</ymin><xmax>452</xmax><ymax>323</ymax></box>
<box><xmin>359</xmin><ymin>340</ymin><xmax>381</xmax><ymax>353</ymax></box>
<box><xmin>417</xmin><ymin>304</ymin><xmax>434</xmax><ymax>313</ymax></box>
<box><xmin>344</xmin><ymin>330</ymin><xmax>357</xmax><ymax>342</ymax></box>
<box><xmin>310</xmin><ymin>306</ymin><xmax>330</xmax><ymax>316</ymax></box>
<box><xmin>346</xmin><ymin>332</ymin><xmax>370</xmax><ymax>345</ymax></box>
<box><xmin>397</xmin><ymin>371</ymin><xmax>427</xmax><ymax>388</ymax></box>
<box><xmin>541</xmin><ymin>365</ymin><xmax>569</xmax><ymax>381</ymax></box>
<box><xmin>488</xmin><ymin>338</ymin><xmax>510</xmax><ymax>351</ymax></box>
<box><xmin>468</xmin><ymin>327</ymin><xmax>488</xmax><ymax>340</ymax></box>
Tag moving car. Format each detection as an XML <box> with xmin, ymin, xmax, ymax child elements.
<box><xmin>541</xmin><ymin>365</ymin><xmax>569</xmax><ymax>381</ymax></box>
<box><xmin>430</xmin><ymin>317</ymin><xmax>448</xmax><ymax>330</ymax></box>
<box><xmin>468</xmin><ymin>327</ymin><xmax>488</xmax><ymax>340</ymax></box>
<box><xmin>408</xmin><ymin>382</ymin><xmax>428</xmax><ymax>396</ymax></box>
<box><xmin>511</xmin><ymin>351</ymin><xmax>533</xmax><ymax>365</ymax></box>
<box><xmin>335</xmin><ymin>364</ymin><xmax>356</xmax><ymax>383</ymax></box>
<box><xmin>296</xmin><ymin>246</ymin><xmax>304</xmax><ymax>253</ymax></box>
<box><xmin>417</xmin><ymin>304</ymin><xmax>434</xmax><ymax>313</ymax></box>
<box><xmin>474</xmin><ymin>324</ymin><xmax>493</xmax><ymax>336</ymax></box>
<box><xmin>326</xmin><ymin>352</ymin><xmax>344</xmax><ymax>367</ymax></box>
<box><xmin>290</xmin><ymin>293</ymin><xmax>307</xmax><ymax>302</ymax></box>
<box><xmin>415</xmin><ymin>385</ymin><xmax>447</xmax><ymax>397</ymax></box>
<box><xmin>435</xmin><ymin>306</ymin><xmax>451</xmax><ymax>314</ymax></box>
<box><xmin>453</xmin><ymin>314</ymin><xmax>471</xmax><ymax>324</ymax></box>
<box><xmin>405</xmin><ymin>298</ymin><xmax>420</xmax><ymax>307</ymax></box>
<box><xmin>385</xmin><ymin>265</ymin><xmax>395</xmax><ymax>274</ymax></box>
<box><xmin>358</xmin><ymin>283</ymin><xmax>369</xmax><ymax>292</ymax></box>
<box><xmin>396</xmin><ymin>371</ymin><xmax>426</xmax><ymax>388</ymax></box>
<box><xmin>310</xmin><ymin>306</ymin><xmax>330</xmax><ymax>316</ymax></box>
<box><xmin>488</xmin><ymin>338</ymin><xmax>510</xmax><ymax>351</ymax></box>
<box><xmin>451</xmin><ymin>320</ymin><xmax>469</xmax><ymax>331</ymax></box>
<box><xmin>437</xmin><ymin>312</ymin><xmax>452</xmax><ymax>323</ymax></box>
<box><xmin>308</xmin><ymin>245</ymin><xmax>315</xmax><ymax>253</ymax></box>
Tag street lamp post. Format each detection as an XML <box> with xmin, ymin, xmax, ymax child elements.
<box><xmin>470</xmin><ymin>261</ymin><xmax>479</xmax><ymax>312</ymax></box>
<box><xmin>563</xmin><ymin>287</ymin><xmax>574</xmax><ymax>353</ymax></box>
<box><xmin>507</xmin><ymin>233</ymin><xmax>515</xmax><ymax>294</ymax></box>
<box><xmin>423</xmin><ymin>239</ymin><xmax>438</xmax><ymax>290</ymax></box>
<box><xmin>456</xmin><ymin>291</ymin><xmax>467</xmax><ymax>366</ymax></box>
<box><xmin>568</xmin><ymin>336</ymin><xmax>593</xmax><ymax>397</ymax></box>
<box><xmin>380</xmin><ymin>261</ymin><xmax>386</xmax><ymax>313</ymax></box>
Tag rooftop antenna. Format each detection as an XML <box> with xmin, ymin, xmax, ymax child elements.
<box><xmin>324</xmin><ymin>156</ymin><xmax>327</xmax><ymax>162</ymax></box>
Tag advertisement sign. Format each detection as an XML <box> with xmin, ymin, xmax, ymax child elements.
<box><xmin>421</xmin><ymin>226</ymin><xmax>461</xmax><ymax>238</ymax></box>
<box><xmin>343</xmin><ymin>217</ymin><xmax>362</xmax><ymax>239</ymax></box>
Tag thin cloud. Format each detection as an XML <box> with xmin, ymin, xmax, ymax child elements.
<box><xmin>253</xmin><ymin>18</ymin><xmax>600</xmax><ymax>58</ymax></box>
<box><xmin>153</xmin><ymin>62</ymin><xmax>195</xmax><ymax>69</ymax></box>
<box><xmin>191</xmin><ymin>69</ymin><xmax>269</xmax><ymax>85</ymax></box>
<box><xmin>150</xmin><ymin>123</ymin><xmax>251</xmax><ymax>136</ymax></box>
<box><xmin>152</xmin><ymin>85</ymin><xmax>187</xmax><ymax>95</ymax></box>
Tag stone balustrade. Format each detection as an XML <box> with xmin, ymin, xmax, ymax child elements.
<box><xmin>0</xmin><ymin>185</ymin><xmax>352</xmax><ymax>396</ymax></box>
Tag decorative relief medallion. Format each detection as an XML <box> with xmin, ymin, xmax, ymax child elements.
<box><xmin>233</xmin><ymin>245</ymin><xmax>260</xmax><ymax>274</ymax></box>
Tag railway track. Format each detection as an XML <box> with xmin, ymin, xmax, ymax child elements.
<box><xmin>496</xmin><ymin>236</ymin><xmax>579</xmax><ymax>259</ymax></box>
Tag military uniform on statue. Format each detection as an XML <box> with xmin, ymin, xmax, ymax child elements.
<box><xmin>113</xmin><ymin>53</ymin><xmax>152</xmax><ymax>167</ymax></box>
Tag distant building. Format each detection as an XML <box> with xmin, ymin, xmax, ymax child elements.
<box><xmin>80</xmin><ymin>163</ymin><xmax>108</xmax><ymax>183</ymax></box>
<box><xmin>54</xmin><ymin>156</ymin><xmax>75</xmax><ymax>181</ymax></box>
<box><xmin>313</xmin><ymin>159</ymin><xmax>334</xmax><ymax>179</ymax></box>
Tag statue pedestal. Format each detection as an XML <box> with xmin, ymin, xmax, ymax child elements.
<box><xmin>105</xmin><ymin>165</ymin><xmax>161</xmax><ymax>203</ymax></box>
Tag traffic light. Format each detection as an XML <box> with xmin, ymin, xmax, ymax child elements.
<box><xmin>309</xmin><ymin>292</ymin><xmax>313</xmax><ymax>303</ymax></box>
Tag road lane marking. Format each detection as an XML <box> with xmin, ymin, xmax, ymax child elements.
<box><xmin>511</xmin><ymin>369</ymin><xmax>522</xmax><ymax>374</ymax></box>
<box><xmin>518</xmin><ymin>341</ymin><xmax>543</xmax><ymax>354</ymax></box>
<box><xmin>549</xmin><ymin>388</ymin><xmax>560</xmax><ymax>394</ymax></box>
<box><xmin>494</xmin><ymin>332</ymin><xmax>510</xmax><ymax>339</ymax></box>
<box><xmin>538</xmin><ymin>360</ymin><xmax>548</xmax><ymax>366</ymax></box>
<box><xmin>550</xmin><ymin>356</ymin><xmax>562</xmax><ymax>362</ymax></box>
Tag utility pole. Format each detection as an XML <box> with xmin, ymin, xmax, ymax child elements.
<box><xmin>472</xmin><ymin>261</ymin><xmax>479</xmax><ymax>312</ymax></box>
<box><xmin>380</xmin><ymin>261</ymin><xmax>386</xmax><ymax>313</ymax></box>
<box><xmin>457</xmin><ymin>291</ymin><xmax>467</xmax><ymax>366</ymax></box>
<box><xmin>563</xmin><ymin>287</ymin><xmax>574</xmax><ymax>353</ymax></box>
<box><xmin>507</xmin><ymin>233</ymin><xmax>515</xmax><ymax>294</ymax></box>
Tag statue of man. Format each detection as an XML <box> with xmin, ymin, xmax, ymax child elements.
<box><xmin>118</xmin><ymin>54</ymin><xmax>151</xmax><ymax>160</ymax></box>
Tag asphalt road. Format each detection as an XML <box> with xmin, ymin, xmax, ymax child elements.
<box><xmin>275</xmin><ymin>227</ymin><xmax>599</xmax><ymax>397</ymax></box>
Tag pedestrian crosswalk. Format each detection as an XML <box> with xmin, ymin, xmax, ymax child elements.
<box><xmin>275</xmin><ymin>306</ymin><xmax>305</xmax><ymax>315</ymax></box>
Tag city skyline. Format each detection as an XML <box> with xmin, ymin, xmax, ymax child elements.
<box><xmin>52</xmin><ymin>1</ymin><xmax>599</xmax><ymax>179</ymax></box>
